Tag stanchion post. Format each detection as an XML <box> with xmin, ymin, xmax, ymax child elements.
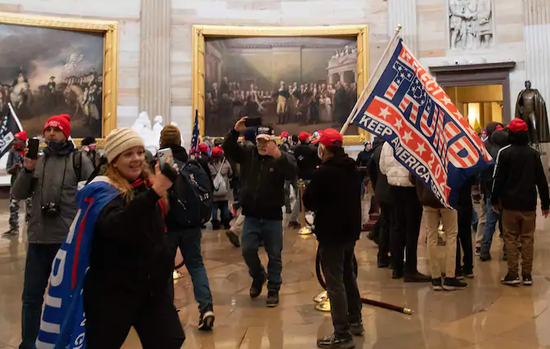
<box><xmin>297</xmin><ymin>179</ymin><xmax>313</xmax><ymax>235</ymax></box>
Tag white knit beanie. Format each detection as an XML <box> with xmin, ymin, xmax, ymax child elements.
<box><xmin>104</xmin><ymin>128</ymin><xmax>145</xmax><ymax>163</ymax></box>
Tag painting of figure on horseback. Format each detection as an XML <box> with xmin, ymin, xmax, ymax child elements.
<box><xmin>0</xmin><ymin>23</ymin><xmax>104</xmax><ymax>138</ymax></box>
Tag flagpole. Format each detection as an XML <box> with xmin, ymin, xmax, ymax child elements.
<box><xmin>7</xmin><ymin>103</ymin><xmax>23</xmax><ymax>131</ymax></box>
<box><xmin>340</xmin><ymin>24</ymin><xmax>403</xmax><ymax>136</ymax></box>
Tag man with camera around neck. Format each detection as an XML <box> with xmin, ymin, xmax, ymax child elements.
<box><xmin>12</xmin><ymin>114</ymin><xmax>94</xmax><ymax>349</ymax></box>
<box><xmin>223</xmin><ymin>117</ymin><xmax>296</xmax><ymax>308</ymax></box>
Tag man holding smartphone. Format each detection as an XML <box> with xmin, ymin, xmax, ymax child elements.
<box><xmin>223</xmin><ymin>117</ymin><xmax>296</xmax><ymax>307</ymax></box>
<box><xmin>12</xmin><ymin>114</ymin><xmax>94</xmax><ymax>349</ymax></box>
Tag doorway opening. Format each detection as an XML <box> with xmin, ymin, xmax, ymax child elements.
<box><xmin>444</xmin><ymin>84</ymin><xmax>504</xmax><ymax>133</ymax></box>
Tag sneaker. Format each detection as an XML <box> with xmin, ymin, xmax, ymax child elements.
<box><xmin>463</xmin><ymin>269</ymin><xmax>474</xmax><ymax>279</ymax></box>
<box><xmin>443</xmin><ymin>277</ymin><xmax>467</xmax><ymax>291</ymax></box>
<box><xmin>522</xmin><ymin>274</ymin><xmax>533</xmax><ymax>286</ymax></box>
<box><xmin>479</xmin><ymin>253</ymin><xmax>491</xmax><ymax>262</ymax></box>
<box><xmin>2</xmin><ymin>229</ymin><xmax>17</xmax><ymax>237</ymax></box>
<box><xmin>288</xmin><ymin>221</ymin><xmax>301</xmax><ymax>229</ymax></box>
<box><xmin>225</xmin><ymin>230</ymin><xmax>240</xmax><ymax>248</ymax></box>
<box><xmin>475</xmin><ymin>247</ymin><xmax>481</xmax><ymax>256</ymax></box>
<box><xmin>501</xmin><ymin>273</ymin><xmax>521</xmax><ymax>286</ymax></box>
<box><xmin>266</xmin><ymin>291</ymin><xmax>279</xmax><ymax>308</ymax></box>
<box><xmin>250</xmin><ymin>274</ymin><xmax>266</xmax><ymax>299</ymax></box>
<box><xmin>404</xmin><ymin>271</ymin><xmax>432</xmax><ymax>283</ymax></box>
<box><xmin>455</xmin><ymin>270</ymin><xmax>464</xmax><ymax>280</ymax></box>
<box><xmin>432</xmin><ymin>278</ymin><xmax>443</xmax><ymax>291</ymax></box>
<box><xmin>198</xmin><ymin>310</ymin><xmax>215</xmax><ymax>331</ymax></box>
<box><xmin>349</xmin><ymin>322</ymin><xmax>364</xmax><ymax>336</ymax></box>
<box><xmin>317</xmin><ymin>334</ymin><xmax>355</xmax><ymax>349</ymax></box>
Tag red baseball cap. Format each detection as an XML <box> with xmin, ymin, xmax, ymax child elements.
<box><xmin>298</xmin><ymin>131</ymin><xmax>310</xmax><ymax>142</ymax></box>
<box><xmin>15</xmin><ymin>131</ymin><xmax>27</xmax><ymax>141</ymax></box>
<box><xmin>318</xmin><ymin>128</ymin><xmax>343</xmax><ymax>146</ymax></box>
<box><xmin>280</xmin><ymin>131</ymin><xmax>289</xmax><ymax>138</ymax></box>
<box><xmin>198</xmin><ymin>143</ymin><xmax>209</xmax><ymax>152</ymax></box>
<box><xmin>211</xmin><ymin>146</ymin><xmax>223</xmax><ymax>157</ymax></box>
<box><xmin>508</xmin><ymin>118</ymin><xmax>528</xmax><ymax>133</ymax></box>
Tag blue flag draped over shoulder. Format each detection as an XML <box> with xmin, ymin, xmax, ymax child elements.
<box><xmin>37</xmin><ymin>178</ymin><xmax>120</xmax><ymax>349</ymax></box>
<box><xmin>354</xmin><ymin>39</ymin><xmax>492</xmax><ymax>207</ymax></box>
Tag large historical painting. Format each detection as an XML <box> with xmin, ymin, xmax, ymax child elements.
<box><xmin>449</xmin><ymin>0</ymin><xmax>493</xmax><ymax>50</ymax></box>
<box><xmin>203</xmin><ymin>36</ymin><xmax>360</xmax><ymax>136</ymax></box>
<box><xmin>0</xmin><ymin>23</ymin><xmax>104</xmax><ymax>138</ymax></box>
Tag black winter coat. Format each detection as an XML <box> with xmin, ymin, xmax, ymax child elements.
<box><xmin>293</xmin><ymin>142</ymin><xmax>321</xmax><ymax>180</ymax></box>
<box><xmin>86</xmin><ymin>182</ymin><xmax>173</xmax><ymax>294</ymax></box>
<box><xmin>303</xmin><ymin>154</ymin><xmax>362</xmax><ymax>246</ymax></box>
<box><xmin>223</xmin><ymin>129</ymin><xmax>296</xmax><ymax>220</ymax></box>
<box><xmin>356</xmin><ymin>149</ymin><xmax>372</xmax><ymax>179</ymax></box>
<box><xmin>492</xmin><ymin>131</ymin><xmax>550</xmax><ymax>211</ymax></box>
<box><xmin>367</xmin><ymin>140</ymin><xmax>392</xmax><ymax>204</ymax></box>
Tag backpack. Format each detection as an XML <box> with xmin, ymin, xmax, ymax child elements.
<box><xmin>167</xmin><ymin>159</ymin><xmax>213</xmax><ymax>228</ymax></box>
<box><xmin>212</xmin><ymin>158</ymin><xmax>229</xmax><ymax>197</ymax></box>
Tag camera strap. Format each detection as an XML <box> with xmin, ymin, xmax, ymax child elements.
<box><xmin>40</xmin><ymin>155</ymin><xmax>68</xmax><ymax>207</ymax></box>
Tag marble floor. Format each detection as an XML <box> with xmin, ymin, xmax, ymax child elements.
<box><xmin>1</xmin><ymin>198</ymin><xmax>550</xmax><ymax>349</ymax></box>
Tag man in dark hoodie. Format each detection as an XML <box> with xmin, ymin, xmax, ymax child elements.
<box><xmin>492</xmin><ymin>118</ymin><xmax>550</xmax><ymax>286</ymax></box>
<box><xmin>161</xmin><ymin>125</ymin><xmax>215</xmax><ymax>330</ymax></box>
<box><xmin>303</xmin><ymin>128</ymin><xmax>362</xmax><ymax>349</ymax></box>
<box><xmin>480</xmin><ymin>122</ymin><xmax>509</xmax><ymax>261</ymax></box>
<box><xmin>367</xmin><ymin>138</ymin><xmax>392</xmax><ymax>268</ymax></box>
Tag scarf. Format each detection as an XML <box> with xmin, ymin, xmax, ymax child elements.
<box><xmin>36</xmin><ymin>177</ymin><xmax>120</xmax><ymax>349</ymax></box>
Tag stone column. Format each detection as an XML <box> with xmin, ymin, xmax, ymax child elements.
<box><xmin>139</xmin><ymin>0</ymin><xmax>171</xmax><ymax>122</ymax></box>
<box><xmin>387</xmin><ymin>0</ymin><xmax>418</xmax><ymax>56</ymax></box>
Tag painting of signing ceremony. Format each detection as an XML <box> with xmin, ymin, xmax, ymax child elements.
<box><xmin>204</xmin><ymin>36</ymin><xmax>360</xmax><ymax>136</ymax></box>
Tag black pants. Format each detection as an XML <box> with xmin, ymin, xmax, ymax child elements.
<box><xmin>456</xmin><ymin>202</ymin><xmax>474</xmax><ymax>274</ymax></box>
<box><xmin>84</xmin><ymin>283</ymin><xmax>185</xmax><ymax>349</ymax></box>
<box><xmin>389</xmin><ymin>186</ymin><xmax>422</xmax><ymax>274</ymax></box>
<box><xmin>378</xmin><ymin>202</ymin><xmax>391</xmax><ymax>262</ymax></box>
<box><xmin>319</xmin><ymin>242</ymin><xmax>362</xmax><ymax>340</ymax></box>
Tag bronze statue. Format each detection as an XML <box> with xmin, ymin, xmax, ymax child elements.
<box><xmin>515</xmin><ymin>80</ymin><xmax>550</xmax><ymax>144</ymax></box>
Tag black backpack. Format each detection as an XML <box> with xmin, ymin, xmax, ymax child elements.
<box><xmin>167</xmin><ymin>159</ymin><xmax>213</xmax><ymax>229</ymax></box>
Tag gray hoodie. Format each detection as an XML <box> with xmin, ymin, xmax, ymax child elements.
<box><xmin>12</xmin><ymin>148</ymin><xmax>94</xmax><ymax>244</ymax></box>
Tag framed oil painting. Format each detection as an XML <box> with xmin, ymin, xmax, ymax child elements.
<box><xmin>0</xmin><ymin>12</ymin><xmax>118</xmax><ymax>143</ymax></box>
<box><xmin>192</xmin><ymin>25</ymin><xmax>369</xmax><ymax>144</ymax></box>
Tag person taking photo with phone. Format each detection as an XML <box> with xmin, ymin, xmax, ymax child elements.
<box><xmin>223</xmin><ymin>117</ymin><xmax>296</xmax><ymax>307</ymax></box>
<box><xmin>4</xmin><ymin>130</ymin><xmax>31</xmax><ymax>237</ymax></box>
<box><xmin>12</xmin><ymin>114</ymin><xmax>94</xmax><ymax>349</ymax></box>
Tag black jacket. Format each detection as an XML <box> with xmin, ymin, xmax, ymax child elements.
<box><xmin>367</xmin><ymin>140</ymin><xmax>392</xmax><ymax>204</ymax></box>
<box><xmin>492</xmin><ymin>131</ymin><xmax>550</xmax><ymax>211</ymax></box>
<box><xmin>86</xmin><ymin>182</ymin><xmax>173</xmax><ymax>294</ymax></box>
<box><xmin>165</xmin><ymin>144</ymin><xmax>188</xmax><ymax>163</ymax></box>
<box><xmin>293</xmin><ymin>142</ymin><xmax>321</xmax><ymax>180</ymax></box>
<box><xmin>223</xmin><ymin>129</ymin><xmax>296</xmax><ymax>220</ymax></box>
<box><xmin>356</xmin><ymin>149</ymin><xmax>372</xmax><ymax>179</ymax></box>
<box><xmin>480</xmin><ymin>126</ymin><xmax>508</xmax><ymax>194</ymax></box>
<box><xmin>303</xmin><ymin>154</ymin><xmax>362</xmax><ymax>246</ymax></box>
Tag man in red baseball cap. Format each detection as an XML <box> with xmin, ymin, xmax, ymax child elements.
<box><xmin>4</xmin><ymin>131</ymin><xmax>30</xmax><ymax>236</ymax></box>
<box><xmin>302</xmin><ymin>128</ymin><xmax>363</xmax><ymax>348</ymax></box>
<box><xmin>493</xmin><ymin>118</ymin><xmax>550</xmax><ymax>286</ymax></box>
<box><xmin>12</xmin><ymin>114</ymin><xmax>94</xmax><ymax>348</ymax></box>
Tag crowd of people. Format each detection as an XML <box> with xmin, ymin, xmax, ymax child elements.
<box><xmin>3</xmin><ymin>110</ymin><xmax>549</xmax><ymax>349</ymax></box>
<box><xmin>205</xmin><ymin>76</ymin><xmax>358</xmax><ymax>134</ymax></box>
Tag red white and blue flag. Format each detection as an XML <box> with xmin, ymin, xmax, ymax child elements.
<box><xmin>190</xmin><ymin>109</ymin><xmax>200</xmax><ymax>155</ymax></box>
<box><xmin>354</xmin><ymin>39</ymin><xmax>492</xmax><ymax>207</ymax></box>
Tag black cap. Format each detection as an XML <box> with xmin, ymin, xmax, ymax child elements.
<box><xmin>81</xmin><ymin>136</ymin><xmax>96</xmax><ymax>146</ymax></box>
<box><xmin>256</xmin><ymin>125</ymin><xmax>275</xmax><ymax>141</ymax></box>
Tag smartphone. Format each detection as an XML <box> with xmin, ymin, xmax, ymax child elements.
<box><xmin>244</xmin><ymin>117</ymin><xmax>262</xmax><ymax>127</ymax></box>
<box><xmin>27</xmin><ymin>139</ymin><xmax>39</xmax><ymax>160</ymax></box>
<box><xmin>157</xmin><ymin>148</ymin><xmax>174</xmax><ymax>166</ymax></box>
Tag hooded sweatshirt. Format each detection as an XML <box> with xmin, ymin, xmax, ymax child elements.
<box><xmin>303</xmin><ymin>153</ymin><xmax>362</xmax><ymax>246</ymax></box>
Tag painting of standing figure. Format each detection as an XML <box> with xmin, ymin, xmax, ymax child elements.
<box><xmin>0</xmin><ymin>23</ymin><xmax>104</xmax><ymax>138</ymax></box>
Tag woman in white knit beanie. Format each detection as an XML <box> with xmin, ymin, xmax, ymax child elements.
<box><xmin>82</xmin><ymin>128</ymin><xmax>185</xmax><ymax>348</ymax></box>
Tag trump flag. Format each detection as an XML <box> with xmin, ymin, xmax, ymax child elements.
<box><xmin>354</xmin><ymin>39</ymin><xmax>492</xmax><ymax>207</ymax></box>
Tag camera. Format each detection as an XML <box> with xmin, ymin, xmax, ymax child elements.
<box><xmin>42</xmin><ymin>202</ymin><xmax>60</xmax><ymax>218</ymax></box>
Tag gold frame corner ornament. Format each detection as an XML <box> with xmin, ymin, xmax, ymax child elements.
<box><xmin>192</xmin><ymin>25</ymin><xmax>370</xmax><ymax>145</ymax></box>
<box><xmin>0</xmin><ymin>12</ymin><xmax>119</xmax><ymax>147</ymax></box>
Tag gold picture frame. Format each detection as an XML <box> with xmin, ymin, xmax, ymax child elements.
<box><xmin>192</xmin><ymin>25</ymin><xmax>369</xmax><ymax>145</ymax></box>
<box><xmin>0</xmin><ymin>12</ymin><xmax>118</xmax><ymax>147</ymax></box>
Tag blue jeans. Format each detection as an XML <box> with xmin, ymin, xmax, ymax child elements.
<box><xmin>167</xmin><ymin>228</ymin><xmax>213</xmax><ymax>313</ymax></box>
<box><xmin>20</xmin><ymin>243</ymin><xmax>61</xmax><ymax>349</ymax></box>
<box><xmin>241</xmin><ymin>217</ymin><xmax>283</xmax><ymax>292</ymax></box>
<box><xmin>481</xmin><ymin>197</ymin><xmax>503</xmax><ymax>256</ymax></box>
<box><xmin>212</xmin><ymin>200</ymin><xmax>230</xmax><ymax>223</ymax></box>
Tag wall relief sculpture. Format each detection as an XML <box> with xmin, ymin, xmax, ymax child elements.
<box><xmin>449</xmin><ymin>0</ymin><xmax>493</xmax><ymax>50</ymax></box>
